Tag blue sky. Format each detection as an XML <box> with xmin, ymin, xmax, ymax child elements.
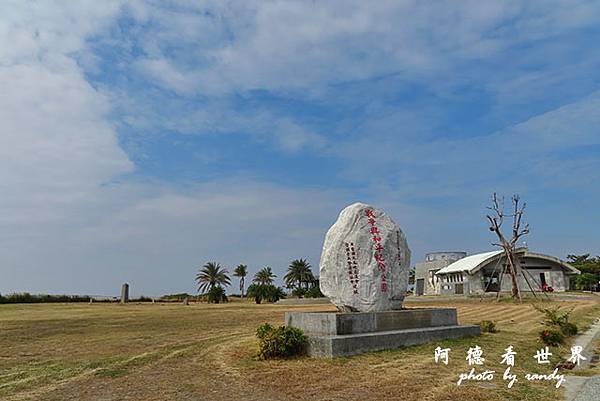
<box><xmin>1</xmin><ymin>1</ymin><xmax>599</xmax><ymax>296</ymax></box>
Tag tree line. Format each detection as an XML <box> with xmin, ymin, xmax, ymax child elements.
<box><xmin>195</xmin><ymin>258</ymin><xmax>323</xmax><ymax>304</ymax></box>
<box><xmin>567</xmin><ymin>254</ymin><xmax>600</xmax><ymax>291</ymax></box>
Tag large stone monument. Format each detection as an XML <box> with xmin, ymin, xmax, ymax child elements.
<box><xmin>285</xmin><ymin>202</ymin><xmax>480</xmax><ymax>357</ymax></box>
<box><xmin>319</xmin><ymin>202</ymin><xmax>410</xmax><ymax>312</ymax></box>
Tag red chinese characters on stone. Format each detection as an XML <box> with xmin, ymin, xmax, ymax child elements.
<box><xmin>365</xmin><ymin>208</ymin><xmax>388</xmax><ymax>293</ymax></box>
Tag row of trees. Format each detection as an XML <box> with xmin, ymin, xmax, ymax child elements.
<box><xmin>567</xmin><ymin>254</ymin><xmax>600</xmax><ymax>291</ymax></box>
<box><xmin>195</xmin><ymin>259</ymin><xmax>322</xmax><ymax>304</ymax></box>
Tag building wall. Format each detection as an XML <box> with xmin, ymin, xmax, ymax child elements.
<box><xmin>438</xmin><ymin>271</ymin><xmax>472</xmax><ymax>296</ymax></box>
<box><xmin>495</xmin><ymin>257</ymin><xmax>570</xmax><ymax>293</ymax></box>
<box><xmin>415</xmin><ymin>260</ymin><xmax>448</xmax><ymax>295</ymax></box>
<box><xmin>469</xmin><ymin>271</ymin><xmax>485</xmax><ymax>294</ymax></box>
<box><xmin>425</xmin><ymin>251</ymin><xmax>467</xmax><ymax>262</ymax></box>
<box><xmin>437</xmin><ymin>256</ymin><xmax>574</xmax><ymax>295</ymax></box>
<box><xmin>498</xmin><ymin>270</ymin><xmax>568</xmax><ymax>292</ymax></box>
<box><xmin>415</xmin><ymin>252</ymin><xmax>467</xmax><ymax>296</ymax></box>
<box><xmin>469</xmin><ymin>256</ymin><xmax>571</xmax><ymax>295</ymax></box>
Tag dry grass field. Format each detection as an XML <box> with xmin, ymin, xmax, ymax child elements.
<box><xmin>1</xmin><ymin>297</ymin><xmax>599</xmax><ymax>401</ymax></box>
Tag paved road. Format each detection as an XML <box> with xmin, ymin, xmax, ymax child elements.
<box><xmin>573</xmin><ymin>377</ymin><xmax>600</xmax><ymax>401</ymax></box>
<box><xmin>566</xmin><ymin>318</ymin><xmax>600</xmax><ymax>401</ymax></box>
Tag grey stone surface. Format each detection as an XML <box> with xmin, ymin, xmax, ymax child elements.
<box><xmin>573</xmin><ymin>377</ymin><xmax>600</xmax><ymax>401</ymax></box>
<box><xmin>564</xmin><ymin>377</ymin><xmax>591</xmax><ymax>401</ymax></box>
<box><xmin>573</xmin><ymin>318</ymin><xmax>600</xmax><ymax>371</ymax></box>
<box><xmin>306</xmin><ymin>325</ymin><xmax>480</xmax><ymax>358</ymax></box>
<box><xmin>276</xmin><ymin>297</ymin><xmax>332</xmax><ymax>305</ymax></box>
<box><xmin>120</xmin><ymin>283</ymin><xmax>129</xmax><ymax>304</ymax></box>
<box><xmin>565</xmin><ymin>318</ymin><xmax>600</xmax><ymax>401</ymax></box>
<box><xmin>285</xmin><ymin>308</ymin><xmax>459</xmax><ymax>335</ymax></box>
<box><xmin>286</xmin><ymin>308</ymin><xmax>479</xmax><ymax>357</ymax></box>
<box><xmin>319</xmin><ymin>202</ymin><xmax>410</xmax><ymax>312</ymax></box>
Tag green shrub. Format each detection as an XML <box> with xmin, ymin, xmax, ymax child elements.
<box><xmin>479</xmin><ymin>320</ymin><xmax>498</xmax><ymax>333</ymax></box>
<box><xmin>207</xmin><ymin>286</ymin><xmax>228</xmax><ymax>304</ymax></box>
<box><xmin>533</xmin><ymin>304</ymin><xmax>578</xmax><ymax>337</ymax></box>
<box><xmin>256</xmin><ymin>323</ymin><xmax>307</xmax><ymax>359</ymax></box>
<box><xmin>256</xmin><ymin>322</ymin><xmax>275</xmax><ymax>339</ymax></box>
<box><xmin>160</xmin><ymin>293</ymin><xmax>192</xmax><ymax>301</ymax></box>
<box><xmin>540</xmin><ymin>329</ymin><xmax>565</xmax><ymax>346</ymax></box>
<box><xmin>305</xmin><ymin>286</ymin><xmax>325</xmax><ymax>298</ymax></box>
<box><xmin>131</xmin><ymin>296</ymin><xmax>153</xmax><ymax>302</ymax></box>
<box><xmin>0</xmin><ymin>293</ymin><xmax>92</xmax><ymax>304</ymax></box>
<box><xmin>534</xmin><ymin>304</ymin><xmax>570</xmax><ymax>326</ymax></box>
<box><xmin>560</xmin><ymin>322</ymin><xmax>578</xmax><ymax>336</ymax></box>
<box><xmin>291</xmin><ymin>287</ymin><xmax>307</xmax><ymax>298</ymax></box>
<box><xmin>247</xmin><ymin>284</ymin><xmax>286</xmax><ymax>304</ymax></box>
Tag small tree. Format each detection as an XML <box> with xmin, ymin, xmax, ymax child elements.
<box><xmin>253</xmin><ymin>266</ymin><xmax>277</xmax><ymax>286</ymax></box>
<box><xmin>284</xmin><ymin>259</ymin><xmax>315</xmax><ymax>293</ymax></box>
<box><xmin>196</xmin><ymin>262</ymin><xmax>231</xmax><ymax>294</ymax></box>
<box><xmin>576</xmin><ymin>273</ymin><xmax>598</xmax><ymax>291</ymax></box>
<box><xmin>486</xmin><ymin>193</ymin><xmax>530</xmax><ymax>300</ymax></box>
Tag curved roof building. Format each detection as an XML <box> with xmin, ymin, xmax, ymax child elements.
<box><xmin>415</xmin><ymin>248</ymin><xmax>579</xmax><ymax>296</ymax></box>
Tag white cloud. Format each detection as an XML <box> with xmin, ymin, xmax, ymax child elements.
<box><xmin>133</xmin><ymin>57</ymin><xmax>197</xmax><ymax>95</ymax></box>
<box><xmin>125</xmin><ymin>1</ymin><xmax>600</xmax><ymax>95</ymax></box>
<box><xmin>0</xmin><ymin>1</ymin><xmax>132</xmax><ymax>229</ymax></box>
<box><xmin>0</xmin><ymin>0</ymin><xmax>122</xmax><ymax>62</ymax></box>
<box><xmin>0</xmin><ymin>1</ymin><xmax>340</xmax><ymax>295</ymax></box>
<box><xmin>113</xmin><ymin>0</ymin><xmax>600</xmax><ymax>153</ymax></box>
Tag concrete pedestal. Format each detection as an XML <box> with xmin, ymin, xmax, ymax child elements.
<box><xmin>285</xmin><ymin>308</ymin><xmax>480</xmax><ymax>357</ymax></box>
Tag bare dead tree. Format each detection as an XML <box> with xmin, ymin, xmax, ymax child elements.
<box><xmin>486</xmin><ymin>193</ymin><xmax>530</xmax><ymax>300</ymax></box>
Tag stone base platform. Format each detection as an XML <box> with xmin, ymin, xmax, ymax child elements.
<box><xmin>285</xmin><ymin>308</ymin><xmax>480</xmax><ymax>357</ymax></box>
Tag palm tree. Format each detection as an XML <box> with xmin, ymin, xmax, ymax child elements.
<box><xmin>196</xmin><ymin>262</ymin><xmax>231</xmax><ymax>293</ymax></box>
<box><xmin>234</xmin><ymin>264</ymin><xmax>248</xmax><ymax>298</ymax></box>
<box><xmin>253</xmin><ymin>266</ymin><xmax>276</xmax><ymax>286</ymax></box>
<box><xmin>284</xmin><ymin>259</ymin><xmax>315</xmax><ymax>290</ymax></box>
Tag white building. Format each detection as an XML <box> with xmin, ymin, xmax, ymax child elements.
<box><xmin>415</xmin><ymin>248</ymin><xmax>580</xmax><ymax>296</ymax></box>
